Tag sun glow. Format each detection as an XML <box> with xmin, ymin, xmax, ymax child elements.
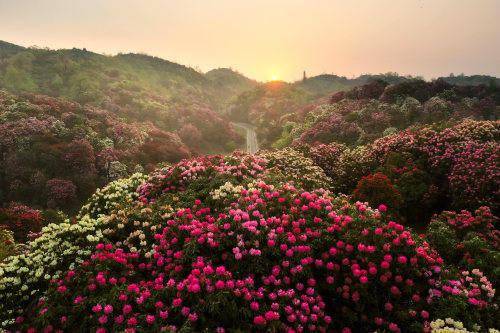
<box><xmin>271</xmin><ymin>74</ymin><xmax>278</xmax><ymax>81</ymax></box>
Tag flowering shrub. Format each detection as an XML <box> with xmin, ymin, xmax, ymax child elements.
<box><xmin>0</xmin><ymin>89</ymin><xmax>244</xmax><ymax>212</ymax></box>
<box><xmin>2</xmin><ymin>173</ymin><xmax>493</xmax><ymax>332</ymax></box>
<box><xmin>9</xmin><ymin>181</ymin><xmax>467</xmax><ymax>333</ymax></box>
<box><xmin>307</xmin><ymin>142</ymin><xmax>348</xmax><ymax>180</ymax></box>
<box><xmin>430</xmin><ymin>269</ymin><xmax>497</xmax><ymax>329</ymax></box>
<box><xmin>428</xmin><ymin>318</ymin><xmax>498</xmax><ymax>333</ymax></box>
<box><xmin>0</xmin><ymin>203</ymin><xmax>43</xmax><ymax>242</ymax></box>
<box><xmin>0</xmin><ymin>174</ymin><xmax>150</xmax><ymax>324</ymax></box>
<box><xmin>378</xmin><ymin>152</ymin><xmax>440</xmax><ymax>225</ymax></box>
<box><xmin>259</xmin><ymin>148</ymin><xmax>332</xmax><ymax>190</ymax></box>
<box><xmin>427</xmin><ymin>207</ymin><xmax>499</xmax><ymax>281</ymax></box>
<box><xmin>0</xmin><ymin>228</ymin><xmax>17</xmax><ymax>262</ymax></box>
<box><xmin>367</xmin><ymin>120</ymin><xmax>500</xmax><ymax>212</ymax></box>
<box><xmin>299</xmin><ymin>113</ymin><xmax>364</xmax><ymax>145</ymax></box>
<box><xmin>441</xmin><ymin>142</ymin><xmax>499</xmax><ymax>209</ymax></box>
<box><xmin>0</xmin><ymin>149</ymin><xmax>498</xmax><ymax>331</ymax></box>
<box><xmin>352</xmin><ymin>173</ymin><xmax>402</xmax><ymax>212</ymax></box>
<box><xmin>78</xmin><ymin>173</ymin><xmax>147</xmax><ymax>219</ymax></box>
<box><xmin>45</xmin><ymin>179</ymin><xmax>78</xmax><ymax>209</ymax></box>
<box><xmin>137</xmin><ymin>152</ymin><xmax>267</xmax><ymax>205</ymax></box>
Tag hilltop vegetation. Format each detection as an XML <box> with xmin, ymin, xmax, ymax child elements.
<box><xmin>0</xmin><ymin>41</ymin><xmax>256</xmax><ymax>110</ymax></box>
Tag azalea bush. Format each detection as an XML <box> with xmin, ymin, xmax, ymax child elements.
<box><xmin>299</xmin><ymin>120</ymin><xmax>500</xmax><ymax>226</ymax></box>
<box><xmin>302</xmin><ymin>143</ymin><xmax>375</xmax><ymax>194</ymax></box>
<box><xmin>370</xmin><ymin>120</ymin><xmax>499</xmax><ymax>211</ymax></box>
<box><xmin>427</xmin><ymin>207</ymin><xmax>499</xmax><ymax>282</ymax></box>
<box><xmin>0</xmin><ymin>89</ymin><xmax>243</xmax><ymax>212</ymax></box>
<box><xmin>258</xmin><ymin>148</ymin><xmax>332</xmax><ymax>190</ymax></box>
<box><xmin>0</xmin><ymin>150</ymin><xmax>498</xmax><ymax>331</ymax></box>
<box><xmin>0</xmin><ymin>175</ymin><xmax>150</xmax><ymax>324</ymax></box>
<box><xmin>428</xmin><ymin>318</ymin><xmax>499</xmax><ymax>333</ymax></box>
<box><xmin>9</xmin><ymin>181</ymin><xmax>483</xmax><ymax>332</ymax></box>
<box><xmin>137</xmin><ymin>152</ymin><xmax>268</xmax><ymax>206</ymax></box>
<box><xmin>352</xmin><ymin>172</ymin><xmax>402</xmax><ymax>213</ymax></box>
<box><xmin>0</xmin><ymin>203</ymin><xmax>43</xmax><ymax>242</ymax></box>
<box><xmin>0</xmin><ymin>227</ymin><xmax>17</xmax><ymax>262</ymax></box>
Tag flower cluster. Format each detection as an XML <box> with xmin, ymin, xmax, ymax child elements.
<box><xmin>428</xmin><ymin>318</ymin><xmax>499</xmax><ymax>333</ymax></box>
<box><xmin>78</xmin><ymin>173</ymin><xmax>147</xmax><ymax>219</ymax></box>
<box><xmin>210</xmin><ymin>181</ymin><xmax>245</xmax><ymax>201</ymax></box>
<box><xmin>137</xmin><ymin>152</ymin><xmax>267</xmax><ymax>204</ymax></box>
<box><xmin>259</xmin><ymin>148</ymin><xmax>332</xmax><ymax>190</ymax></box>
<box><xmin>8</xmin><ymin>179</ymin><xmax>492</xmax><ymax>332</ymax></box>
<box><xmin>0</xmin><ymin>228</ymin><xmax>17</xmax><ymax>262</ymax></box>
<box><xmin>0</xmin><ymin>203</ymin><xmax>43</xmax><ymax>242</ymax></box>
<box><xmin>427</xmin><ymin>207</ymin><xmax>499</xmax><ymax>280</ymax></box>
<box><xmin>431</xmin><ymin>269</ymin><xmax>496</xmax><ymax>309</ymax></box>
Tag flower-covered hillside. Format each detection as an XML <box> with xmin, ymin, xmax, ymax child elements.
<box><xmin>0</xmin><ymin>151</ymin><xmax>498</xmax><ymax>332</ymax></box>
<box><xmin>0</xmin><ymin>91</ymin><xmax>243</xmax><ymax>213</ymax></box>
<box><xmin>275</xmin><ymin>79</ymin><xmax>499</xmax><ymax>149</ymax></box>
<box><xmin>298</xmin><ymin>119</ymin><xmax>499</xmax><ymax>226</ymax></box>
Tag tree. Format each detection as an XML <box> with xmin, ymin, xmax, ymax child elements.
<box><xmin>2</xmin><ymin>65</ymin><xmax>37</xmax><ymax>92</ymax></box>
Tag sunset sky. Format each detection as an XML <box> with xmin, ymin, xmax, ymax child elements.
<box><xmin>1</xmin><ymin>0</ymin><xmax>499</xmax><ymax>81</ymax></box>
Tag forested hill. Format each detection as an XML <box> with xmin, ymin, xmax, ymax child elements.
<box><xmin>0</xmin><ymin>41</ymin><xmax>257</xmax><ymax>112</ymax></box>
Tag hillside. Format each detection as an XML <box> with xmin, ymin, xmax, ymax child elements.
<box><xmin>294</xmin><ymin>73</ymin><xmax>413</xmax><ymax>97</ymax></box>
<box><xmin>205</xmin><ymin>67</ymin><xmax>258</xmax><ymax>106</ymax></box>
<box><xmin>0</xmin><ymin>41</ymin><xmax>256</xmax><ymax>111</ymax></box>
<box><xmin>0</xmin><ymin>90</ymin><xmax>196</xmax><ymax>213</ymax></box>
<box><xmin>229</xmin><ymin>76</ymin><xmax>499</xmax><ymax>148</ymax></box>
<box><xmin>0</xmin><ymin>41</ymin><xmax>255</xmax><ymax>155</ymax></box>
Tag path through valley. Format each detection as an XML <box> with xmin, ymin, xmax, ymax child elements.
<box><xmin>232</xmin><ymin>122</ymin><xmax>259</xmax><ymax>154</ymax></box>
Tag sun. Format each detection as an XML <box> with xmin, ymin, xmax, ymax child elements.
<box><xmin>271</xmin><ymin>74</ymin><xmax>279</xmax><ymax>81</ymax></box>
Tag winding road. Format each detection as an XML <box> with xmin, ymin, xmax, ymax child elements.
<box><xmin>232</xmin><ymin>122</ymin><xmax>259</xmax><ymax>154</ymax></box>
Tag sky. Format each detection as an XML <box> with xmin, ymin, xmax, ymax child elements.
<box><xmin>0</xmin><ymin>0</ymin><xmax>499</xmax><ymax>82</ymax></box>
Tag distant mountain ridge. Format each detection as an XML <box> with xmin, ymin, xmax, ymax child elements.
<box><xmin>1</xmin><ymin>40</ymin><xmax>498</xmax><ymax>107</ymax></box>
<box><xmin>0</xmin><ymin>40</ymin><xmax>257</xmax><ymax>113</ymax></box>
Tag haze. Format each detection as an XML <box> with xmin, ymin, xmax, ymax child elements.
<box><xmin>0</xmin><ymin>0</ymin><xmax>499</xmax><ymax>81</ymax></box>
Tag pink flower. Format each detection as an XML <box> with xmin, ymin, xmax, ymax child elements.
<box><xmin>420</xmin><ymin>310</ymin><xmax>429</xmax><ymax>319</ymax></box>
<box><xmin>127</xmin><ymin>316</ymin><xmax>138</xmax><ymax>326</ymax></box>
<box><xmin>264</xmin><ymin>310</ymin><xmax>280</xmax><ymax>321</ymax></box>
<box><xmin>389</xmin><ymin>323</ymin><xmax>400</xmax><ymax>332</ymax></box>
<box><xmin>104</xmin><ymin>305</ymin><xmax>113</xmax><ymax>314</ymax></box>
<box><xmin>384</xmin><ymin>302</ymin><xmax>393</xmax><ymax>311</ymax></box>
<box><xmin>253</xmin><ymin>315</ymin><xmax>267</xmax><ymax>326</ymax></box>
<box><xmin>92</xmin><ymin>304</ymin><xmax>103</xmax><ymax>313</ymax></box>
<box><xmin>378</xmin><ymin>204</ymin><xmax>387</xmax><ymax>212</ymax></box>
<box><xmin>146</xmin><ymin>315</ymin><xmax>155</xmax><ymax>324</ymax></box>
<box><xmin>172</xmin><ymin>298</ymin><xmax>182</xmax><ymax>307</ymax></box>
<box><xmin>122</xmin><ymin>304</ymin><xmax>132</xmax><ymax>314</ymax></box>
